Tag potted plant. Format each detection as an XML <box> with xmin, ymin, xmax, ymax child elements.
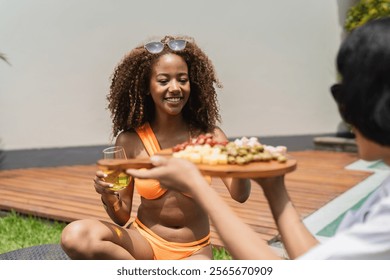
<box><xmin>345</xmin><ymin>0</ymin><xmax>390</xmax><ymax>32</ymax></box>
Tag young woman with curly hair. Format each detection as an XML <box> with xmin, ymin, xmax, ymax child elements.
<box><xmin>60</xmin><ymin>35</ymin><xmax>251</xmax><ymax>260</ymax></box>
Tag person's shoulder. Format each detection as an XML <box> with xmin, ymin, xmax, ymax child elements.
<box><xmin>115</xmin><ymin>130</ymin><xmax>145</xmax><ymax>158</ymax></box>
<box><xmin>211</xmin><ymin>126</ymin><xmax>228</xmax><ymax>142</ymax></box>
<box><xmin>116</xmin><ymin>130</ymin><xmax>138</xmax><ymax>143</ymax></box>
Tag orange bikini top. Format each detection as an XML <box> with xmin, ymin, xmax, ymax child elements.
<box><xmin>134</xmin><ymin>123</ymin><xmax>167</xmax><ymax>200</ymax></box>
<box><xmin>134</xmin><ymin>122</ymin><xmax>212</xmax><ymax>200</ymax></box>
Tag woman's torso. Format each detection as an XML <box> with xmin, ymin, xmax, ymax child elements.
<box><xmin>118</xmin><ymin>124</ymin><xmax>213</xmax><ymax>242</ymax></box>
<box><xmin>137</xmin><ymin>191</ymin><xmax>210</xmax><ymax>243</ymax></box>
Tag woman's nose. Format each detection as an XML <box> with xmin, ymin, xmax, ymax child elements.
<box><xmin>169</xmin><ymin>80</ymin><xmax>180</xmax><ymax>92</ymax></box>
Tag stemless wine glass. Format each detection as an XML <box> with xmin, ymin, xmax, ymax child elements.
<box><xmin>102</xmin><ymin>146</ymin><xmax>130</xmax><ymax>191</ymax></box>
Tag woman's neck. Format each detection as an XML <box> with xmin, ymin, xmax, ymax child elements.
<box><xmin>150</xmin><ymin>115</ymin><xmax>190</xmax><ymax>148</ymax></box>
<box><xmin>151</xmin><ymin>114</ymin><xmax>186</xmax><ymax>131</ymax></box>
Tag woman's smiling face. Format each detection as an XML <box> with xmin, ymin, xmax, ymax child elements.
<box><xmin>149</xmin><ymin>53</ymin><xmax>190</xmax><ymax>117</ymax></box>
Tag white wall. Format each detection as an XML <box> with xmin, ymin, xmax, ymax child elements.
<box><xmin>0</xmin><ymin>0</ymin><xmax>350</xmax><ymax>150</ymax></box>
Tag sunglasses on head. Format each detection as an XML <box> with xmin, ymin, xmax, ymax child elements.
<box><xmin>144</xmin><ymin>39</ymin><xmax>187</xmax><ymax>54</ymax></box>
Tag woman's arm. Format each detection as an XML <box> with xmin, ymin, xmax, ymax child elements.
<box><xmin>94</xmin><ymin>131</ymin><xmax>140</xmax><ymax>226</ymax></box>
<box><xmin>209</xmin><ymin>128</ymin><xmax>317</xmax><ymax>256</ymax></box>
<box><xmin>94</xmin><ymin>172</ymin><xmax>134</xmax><ymax>226</ymax></box>
<box><xmin>212</xmin><ymin>127</ymin><xmax>251</xmax><ymax>203</ymax></box>
<box><xmin>253</xmin><ymin>176</ymin><xmax>319</xmax><ymax>259</ymax></box>
<box><xmin>221</xmin><ymin>177</ymin><xmax>251</xmax><ymax>203</ymax></box>
<box><xmin>193</xmin><ymin>177</ymin><xmax>278</xmax><ymax>259</ymax></box>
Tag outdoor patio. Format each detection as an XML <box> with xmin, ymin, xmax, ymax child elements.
<box><xmin>0</xmin><ymin>150</ymin><xmax>372</xmax><ymax>254</ymax></box>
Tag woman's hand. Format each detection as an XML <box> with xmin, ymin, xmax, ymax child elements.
<box><xmin>126</xmin><ymin>156</ymin><xmax>207</xmax><ymax>194</ymax></box>
<box><xmin>94</xmin><ymin>170</ymin><xmax>132</xmax><ymax>225</ymax></box>
<box><xmin>93</xmin><ymin>170</ymin><xmax>119</xmax><ymax>195</ymax></box>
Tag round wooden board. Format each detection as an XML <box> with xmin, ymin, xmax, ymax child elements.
<box><xmin>196</xmin><ymin>159</ymin><xmax>297</xmax><ymax>178</ymax></box>
<box><xmin>97</xmin><ymin>157</ymin><xmax>297</xmax><ymax>178</ymax></box>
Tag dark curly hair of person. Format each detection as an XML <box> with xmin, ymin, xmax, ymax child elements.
<box><xmin>107</xmin><ymin>35</ymin><xmax>222</xmax><ymax>137</ymax></box>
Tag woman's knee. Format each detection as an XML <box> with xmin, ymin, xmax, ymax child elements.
<box><xmin>61</xmin><ymin>219</ymin><xmax>96</xmax><ymax>257</ymax></box>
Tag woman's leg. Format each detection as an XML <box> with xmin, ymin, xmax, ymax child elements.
<box><xmin>184</xmin><ymin>244</ymin><xmax>213</xmax><ymax>260</ymax></box>
<box><xmin>60</xmin><ymin>219</ymin><xmax>154</xmax><ymax>260</ymax></box>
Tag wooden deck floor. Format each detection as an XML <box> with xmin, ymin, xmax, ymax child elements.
<box><xmin>0</xmin><ymin>150</ymin><xmax>371</xmax><ymax>248</ymax></box>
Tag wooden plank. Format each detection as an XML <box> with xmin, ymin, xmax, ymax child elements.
<box><xmin>0</xmin><ymin>151</ymin><xmax>372</xmax><ymax>248</ymax></box>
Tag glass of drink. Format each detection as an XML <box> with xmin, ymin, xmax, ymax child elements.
<box><xmin>102</xmin><ymin>146</ymin><xmax>130</xmax><ymax>191</ymax></box>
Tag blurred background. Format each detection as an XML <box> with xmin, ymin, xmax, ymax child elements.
<box><xmin>0</xmin><ymin>0</ymin><xmax>361</xmax><ymax>167</ymax></box>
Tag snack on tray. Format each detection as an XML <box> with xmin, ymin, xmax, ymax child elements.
<box><xmin>172</xmin><ymin>134</ymin><xmax>288</xmax><ymax>165</ymax></box>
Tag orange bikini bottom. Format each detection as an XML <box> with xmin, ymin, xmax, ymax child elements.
<box><xmin>133</xmin><ymin>218</ymin><xmax>211</xmax><ymax>260</ymax></box>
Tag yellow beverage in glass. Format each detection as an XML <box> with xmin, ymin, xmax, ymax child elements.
<box><xmin>103</xmin><ymin>169</ymin><xmax>130</xmax><ymax>191</ymax></box>
<box><xmin>102</xmin><ymin>146</ymin><xmax>129</xmax><ymax>190</ymax></box>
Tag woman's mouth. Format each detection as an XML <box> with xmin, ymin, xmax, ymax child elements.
<box><xmin>164</xmin><ymin>97</ymin><xmax>183</xmax><ymax>103</ymax></box>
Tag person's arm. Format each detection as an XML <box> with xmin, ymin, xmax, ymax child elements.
<box><xmin>212</xmin><ymin>127</ymin><xmax>251</xmax><ymax>203</ymax></box>
<box><xmin>126</xmin><ymin>156</ymin><xmax>281</xmax><ymax>259</ymax></box>
<box><xmin>253</xmin><ymin>176</ymin><xmax>319</xmax><ymax>259</ymax></box>
<box><xmin>94</xmin><ymin>132</ymin><xmax>137</xmax><ymax>226</ymax></box>
<box><xmin>221</xmin><ymin>177</ymin><xmax>251</xmax><ymax>203</ymax></box>
<box><xmin>94</xmin><ymin>171</ymin><xmax>134</xmax><ymax>226</ymax></box>
<box><xmin>192</xmin><ymin>176</ymin><xmax>279</xmax><ymax>259</ymax></box>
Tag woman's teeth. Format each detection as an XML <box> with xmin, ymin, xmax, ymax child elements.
<box><xmin>165</xmin><ymin>97</ymin><xmax>182</xmax><ymax>102</ymax></box>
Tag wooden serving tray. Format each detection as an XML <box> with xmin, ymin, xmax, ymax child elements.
<box><xmin>194</xmin><ymin>159</ymin><xmax>297</xmax><ymax>178</ymax></box>
<box><xmin>97</xmin><ymin>156</ymin><xmax>297</xmax><ymax>178</ymax></box>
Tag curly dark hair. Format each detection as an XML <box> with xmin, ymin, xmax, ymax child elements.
<box><xmin>107</xmin><ymin>35</ymin><xmax>222</xmax><ymax>137</ymax></box>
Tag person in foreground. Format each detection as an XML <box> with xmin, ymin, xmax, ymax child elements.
<box><xmin>127</xmin><ymin>18</ymin><xmax>390</xmax><ymax>260</ymax></box>
<box><xmin>60</xmin><ymin>35</ymin><xmax>250</xmax><ymax>260</ymax></box>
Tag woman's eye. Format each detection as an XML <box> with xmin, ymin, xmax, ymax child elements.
<box><xmin>158</xmin><ymin>80</ymin><xmax>168</xmax><ymax>84</ymax></box>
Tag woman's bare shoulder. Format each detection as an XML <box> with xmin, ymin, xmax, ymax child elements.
<box><xmin>115</xmin><ymin>130</ymin><xmax>146</xmax><ymax>158</ymax></box>
<box><xmin>211</xmin><ymin>126</ymin><xmax>228</xmax><ymax>142</ymax></box>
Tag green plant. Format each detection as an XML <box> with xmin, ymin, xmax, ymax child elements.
<box><xmin>0</xmin><ymin>211</ymin><xmax>66</xmax><ymax>254</ymax></box>
<box><xmin>345</xmin><ymin>0</ymin><xmax>390</xmax><ymax>32</ymax></box>
<box><xmin>212</xmin><ymin>246</ymin><xmax>233</xmax><ymax>260</ymax></box>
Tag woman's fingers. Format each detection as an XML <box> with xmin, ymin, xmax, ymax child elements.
<box><xmin>93</xmin><ymin>176</ymin><xmax>117</xmax><ymax>195</ymax></box>
<box><xmin>96</xmin><ymin>170</ymin><xmax>106</xmax><ymax>178</ymax></box>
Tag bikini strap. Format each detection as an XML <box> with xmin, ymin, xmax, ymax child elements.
<box><xmin>135</xmin><ymin>122</ymin><xmax>161</xmax><ymax>156</ymax></box>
